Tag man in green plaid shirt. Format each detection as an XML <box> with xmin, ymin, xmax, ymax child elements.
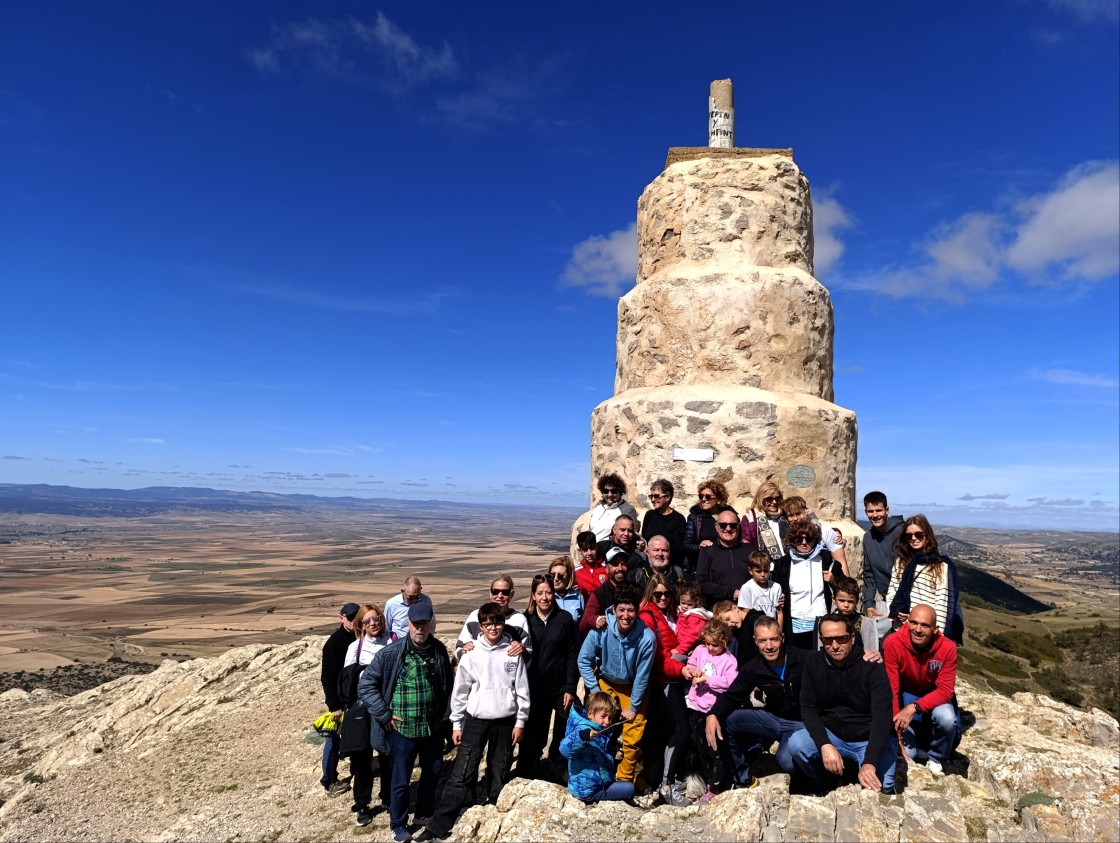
<box><xmin>358</xmin><ymin>601</ymin><xmax>453</xmax><ymax>843</ymax></box>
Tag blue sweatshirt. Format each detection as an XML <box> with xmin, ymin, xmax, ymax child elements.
<box><xmin>577</xmin><ymin>609</ymin><xmax>655</xmax><ymax>709</ymax></box>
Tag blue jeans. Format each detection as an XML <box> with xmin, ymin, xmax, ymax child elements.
<box><xmin>387</xmin><ymin>730</ymin><xmax>443</xmax><ymax>831</ymax></box>
<box><xmin>722</xmin><ymin>709</ymin><xmax>801</xmax><ymax>785</ymax></box>
<box><xmin>320</xmin><ymin>730</ymin><xmax>340</xmax><ymax>787</ymax></box>
<box><xmin>787</xmin><ymin>727</ymin><xmax>898</xmax><ymax>792</ymax></box>
<box><xmin>900</xmin><ymin>692</ymin><xmax>961</xmax><ymax>764</ymax></box>
<box><xmin>585</xmin><ymin>780</ymin><xmax>635</xmax><ymax>803</ymax></box>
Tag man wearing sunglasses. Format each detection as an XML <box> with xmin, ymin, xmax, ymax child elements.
<box><xmin>787</xmin><ymin>613</ymin><xmax>896</xmax><ymax>795</ymax></box>
<box><xmin>454</xmin><ymin>575</ymin><xmax>532</xmax><ymax>663</ymax></box>
<box><xmin>385</xmin><ymin>577</ymin><xmax>438</xmax><ymax>642</ymax></box>
<box><xmin>697</xmin><ymin>507</ymin><xmax>760</xmax><ymax>609</ymax></box>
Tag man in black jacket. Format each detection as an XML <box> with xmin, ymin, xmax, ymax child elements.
<box><xmin>704</xmin><ymin>615</ymin><xmax>804</xmax><ymax>787</ymax></box>
<box><xmin>697</xmin><ymin>508</ymin><xmax>759</xmax><ymax>608</ymax></box>
<box><xmin>320</xmin><ymin>601</ymin><xmax>359</xmax><ymax>793</ymax></box>
<box><xmin>787</xmin><ymin>612</ymin><xmax>897</xmax><ymax>794</ymax></box>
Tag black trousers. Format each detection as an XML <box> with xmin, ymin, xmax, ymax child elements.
<box><xmin>425</xmin><ymin>714</ymin><xmax>515</xmax><ymax>837</ymax></box>
<box><xmin>642</xmin><ymin>681</ymin><xmax>690</xmax><ymax>786</ymax></box>
<box><xmin>351</xmin><ymin>749</ymin><xmax>392</xmax><ymax>808</ymax></box>
<box><xmin>519</xmin><ymin>687</ymin><xmax>569</xmax><ymax>774</ymax></box>
<box><xmin>687</xmin><ymin>708</ymin><xmax>729</xmax><ymax>792</ymax></box>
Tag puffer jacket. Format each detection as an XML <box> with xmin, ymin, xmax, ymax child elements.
<box><xmin>559</xmin><ymin>704</ymin><xmax>620</xmax><ymax>802</ymax></box>
<box><xmin>638</xmin><ymin>602</ymin><xmax>684</xmax><ymax>683</ymax></box>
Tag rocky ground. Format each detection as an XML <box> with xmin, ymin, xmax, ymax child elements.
<box><xmin>0</xmin><ymin>636</ymin><xmax>1116</xmax><ymax>843</ymax></box>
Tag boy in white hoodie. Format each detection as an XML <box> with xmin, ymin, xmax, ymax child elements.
<box><xmin>416</xmin><ymin>602</ymin><xmax>530</xmax><ymax>842</ymax></box>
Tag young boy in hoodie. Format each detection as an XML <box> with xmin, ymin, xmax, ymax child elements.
<box><xmin>416</xmin><ymin>602</ymin><xmax>530</xmax><ymax>842</ymax></box>
<box><xmin>560</xmin><ymin>691</ymin><xmax>633</xmax><ymax>804</ymax></box>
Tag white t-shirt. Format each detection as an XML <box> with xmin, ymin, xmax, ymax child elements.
<box><xmin>737</xmin><ymin>580</ymin><xmax>782</xmax><ymax>618</ymax></box>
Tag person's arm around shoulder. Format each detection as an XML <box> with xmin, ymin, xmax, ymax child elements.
<box><xmin>454</xmin><ymin>614</ymin><xmax>475</xmax><ymax>661</ymax></box>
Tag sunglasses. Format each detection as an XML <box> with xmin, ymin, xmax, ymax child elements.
<box><xmin>651</xmin><ymin>590</ymin><xmax>671</xmax><ymax>599</ymax></box>
<box><xmin>906</xmin><ymin>531</ymin><xmax>925</xmax><ymax>541</ymax></box>
<box><xmin>819</xmin><ymin>634</ymin><xmax>851</xmax><ymax>646</ymax></box>
<box><xmin>548</xmin><ymin>572</ymin><xmax>568</xmax><ymax>581</ymax></box>
<box><xmin>362</xmin><ymin>615</ymin><xmax>382</xmax><ymax>625</ymax></box>
<box><xmin>491</xmin><ymin>588</ymin><xmax>513</xmax><ymax>597</ymax></box>
<box><xmin>648</xmin><ymin>493</ymin><xmax>667</xmax><ymax>501</ymax></box>
<box><xmin>789</xmin><ymin>536</ymin><xmax>814</xmax><ymax>546</ymax></box>
<box><xmin>764</xmin><ymin>496</ymin><xmax>783</xmax><ymax>505</ymax></box>
<box><xmin>698</xmin><ymin>493</ymin><xmax>717</xmax><ymax>501</ymax></box>
<box><xmin>716</xmin><ymin>521</ymin><xmax>740</xmax><ymax>530</ymax></box>
<box><xmin>401</xmin><ymin>592</ymin><xmax>420</xmax><ymax>603</ymax></box>
<box><xmin>602</xmin><ymin>488</ymin><xmax>621</xmax><ymax>495</ymax></box>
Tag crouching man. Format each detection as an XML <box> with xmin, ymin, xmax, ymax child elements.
<box><xmin>787</xmin><ymin>612</ymin><xmax>897</xmax><ymax>794</ymax></box>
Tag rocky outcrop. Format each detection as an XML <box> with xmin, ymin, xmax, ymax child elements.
<box><xmin>0</xmin><ymin>640</ymin><xmax>1116</xmax><ymax>842</ymax></box>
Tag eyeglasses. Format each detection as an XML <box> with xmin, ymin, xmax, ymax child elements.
<box><xmin>716</xmin><ymin>521</ymin><xmax>740</xmax><ymax>530</ymax></box>
<box><xmin>698</xmin><ymin>493</ymin><xmax>717</xmax><ymax>501</ymax></box>
<box><xmin>906</xmin><ymin>531</ymin><xmax>925</xmax><ymax>541</ymax></box>
<box><xmin>789</xmin><ymin>536</ymin><xmax>814</xmax><ymax>546</ymax></box>
<box><xmin>401</xmin><ymin>592</ymin><xmax>420</xmax><ymax>604</ymax></box>
<box><xmin>651</xmin><ymin>590</ymin><xmax>671</xmax><ymax>600</ymax></box>
<box><xmin>602</xmin><ymin>488</ymin><xmax>621</xmax><ymax>495</ymax></box>
<box><xmin>819</xmin><ymin>634</ymin><xmax>851</xmax><ymax>646</ymax></box>
<box><xmin>490</xmin><ymin>588</ymin><xmax>513</xmax><ymax>597</ymax></box>
<box><xmin>479</xmin><ymin>621</ymin><xmax>503</xmax><ymax>630</ymax></box>
<box><xmin>764</xmin><ymin>496</ymin><xmax>783</xmax><ymax>505</ymax></box>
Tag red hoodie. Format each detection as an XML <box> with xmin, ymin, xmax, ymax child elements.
<box><xmin>638</xmin><ymin>602</ymin><xmax>684</xmax><ymax>683</ymax></box>
<box><xmin>882</xmin><ymin>626</ymin><xmax>958</xmax><ymax>716</ymax></box>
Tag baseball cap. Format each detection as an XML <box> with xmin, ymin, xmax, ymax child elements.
<box><xmin>340</xmin><ymin>602</ymin><xmax>360</xmax><ymax>620</ymax></box>
<box><xmin>408</xmin><ymin>601</ymin><xmax>434</xmax><ymax>623</ymax></box>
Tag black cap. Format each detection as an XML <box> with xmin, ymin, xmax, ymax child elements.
<box><xmin>340</xmin><ymin>602</ymin><xmax>360</xmax><ymax>620</ymax></box>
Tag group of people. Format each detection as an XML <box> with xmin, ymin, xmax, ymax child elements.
<box><xmin>318</xmin><ymin>478</ymin><xmax>965</xmax><ymax>842</ymax></box>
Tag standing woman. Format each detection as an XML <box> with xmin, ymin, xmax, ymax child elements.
<box><xmin>642</xmin><ymin>479</ymin><xmax>687</xmax><ymax>568</ymax></box>
<box><xmin>745</xmin><ymin>481</ymin><xmax>788</xmax><ymax>565</ymax></box>
<box><xmin>888</xmin><ymin>515</ymin><xmax>965</xmax><ymax>643</ymax></box>
<box><xmin>343</xmin><ymin>604</ymin><xmax>393</xmax><ymax>822</ymax></box>
<box><xmin>519</xmin><ymin>575</ymin><xmax>580</xmax><ymax>781</ymax></box>
<box><xmin>547</xmin><ymin>556</ymin><xmax>585</xmax><ymax>626</ymax></box>
<box><xmin>684</xmin><ymin>480</ymin><xmax>730</xmax><ymax>576</ymax></box>
<box><xmin>776</xmin><ymin>522</ymin><xmax>842</xmax><ymax>650</ymax></box>
<box><xmin>637</xmin><ymin>574</ymin><xmax>696</xmax><ymax>806</ymax></box>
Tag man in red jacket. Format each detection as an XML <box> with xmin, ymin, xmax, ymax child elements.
<box><xmin>882</xmin><ymin>603</ymin><xmax>961</xmax><ymax>776</ymax></box>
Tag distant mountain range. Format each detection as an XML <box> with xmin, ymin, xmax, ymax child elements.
<box><xmin>0</xmin><ymin>483</ymin><xmax>576</xmax><ymax>518</ymax></box>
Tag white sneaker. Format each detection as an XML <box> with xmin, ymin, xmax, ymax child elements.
<box><xmin>925</xmin><ymin>758</ymin><xmax>944</xmax><ymax>775</ymax></box>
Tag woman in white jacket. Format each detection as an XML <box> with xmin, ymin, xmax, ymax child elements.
<box><xmin>343</xmin><ymin>604</ymin><xmax>392</xmax><ymax>824</ymax></box>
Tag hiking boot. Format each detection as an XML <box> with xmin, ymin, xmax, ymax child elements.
<box><xmin>414</xmin><ymin>831</ymin><xmax>446</xmax><ymax>843</ymax></box>
<box><xmin>667</xmin><ymin>780</ymin><xmax>688</xmax><ymax>807</ymax></box>
<box><xmin>392</xmin><ymin>828</ymin><xmax>412</xmax><ymax>843</ymax></box>
<box><xmin>355</xmin><ymin>807</ymin><xmax>373</xmax><ymax>827</ymax></box>
<box><xmin>327</xmin><ymin>779</ymin><xmax>350</xmax><ymax>796</ymax></box>
<box><xmin>925</xmin><ymin>758</ymin><xmax>944</xmax><ymax>776</ymax></box>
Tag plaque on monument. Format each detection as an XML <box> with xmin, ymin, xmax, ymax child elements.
<box><xmin>787</xmin><ymin>465</ymin><xmax>816</xmax><ymax>488</ymax></box>
<box><xmin>672</xmin><ymin>447</ymin><xmax>715</xmax><ymax>463</ymax></box>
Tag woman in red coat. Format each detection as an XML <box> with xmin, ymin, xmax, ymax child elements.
<box><xmin>638</xmin><ymin>573</ymin><xmax>700</xmax><ymax>806</ymax></box>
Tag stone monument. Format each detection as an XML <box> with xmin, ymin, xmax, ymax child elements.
<box><xmin>584</xmin><ymin>79</ymin><xmax>862</xmax><ymax>564</ymax></box>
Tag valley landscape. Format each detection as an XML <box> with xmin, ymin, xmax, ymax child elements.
<box><xmin>1</xmin><ymin>484</ymin><xmax>1117</xmax><ymax>719</ymax></box>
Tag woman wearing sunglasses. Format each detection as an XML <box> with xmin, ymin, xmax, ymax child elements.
<box><xmin>887</xmin><ymin>516</ymin><xmax>964</xmax><ymax>643</ymax></box>
<box><xmin>637</xmin><ymin>574</ymin><xmax>699</xmax><ymax>806</ymax></box>
<box><xmin>683</xmin><ymin>480</ymin><xmax>730</xmax><ymax>574</ymax></box>
<box><xmin>743</xmin><ymin>480</ymin><xmax>789</xmax><ymax>565</ymax></box>
<box><xmin>547</xmin><ymin>556</ymin><xmax>585</xmax><ymax>625</ymax></box>
<box><xmin>517</xmin><ymin>574</ymin><xmax>580</xmax><ymax>782</ymax></box>
<box><xmin>341</xmin><ymin>604</ymin><xmax>393</xmax><ymax>822</ymax></box>
<box><xmin>778</xmin><ymin>521</ymin><xmax>844</xmax><ymax>650</ymax></box>
<box><xmin>570</xmin><ymin>473</ymin><xmax>641</xmax><ymax>558</ymax></box>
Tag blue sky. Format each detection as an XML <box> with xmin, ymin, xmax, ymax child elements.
<box><xmin>2</xmin><ymin>1</ymin><xmax>1118</xmax><ymax>531</ymax></box>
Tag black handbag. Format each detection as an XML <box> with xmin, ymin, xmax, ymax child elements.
<box><xmin>337</xmin><ymin>639</ymin><xmax>365</xmax><ymax>707</ymax></box>
<box><xmin>338</xmin><ymin>700</ymin><xmax>372</xmax><ymax>757</ymax></box>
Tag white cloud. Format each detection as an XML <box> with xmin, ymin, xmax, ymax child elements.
<box><xmin>1006</xmin><ymin>161</ymin><xmax>1120</xmax><ymax>281</ymax></box>
<box><xmin>561</xmin><ymin>223</ymin><xmax>638</xmax><ymax>297</ymax></box>
<box><xmin>249</xmin><ymin>14</ymin><xmax>457</xmax><ymax>88</ymax></box>
<box><xmin>127</xmin><ymin>437</ymin><xmax>165</xmax><ymax>445</ymax></box>
<box><xmin>812</xmin><ymin>194</ymin><xmax>854</xmax><ymax>276</ymax></box>
<box><xmin>1039</xmin><ymin>0</ymin><xmax>1120</xmax><ymax>22</ymax></box>
<box><xmin>1030</xmin><ymin>367</ymin><xmax>1120</xmax><ymax>388</ymax></box>
<box><xmin>846</xmin><ymin>160</ymin><xmax>1119</xmax><ymax>300</ymax></box>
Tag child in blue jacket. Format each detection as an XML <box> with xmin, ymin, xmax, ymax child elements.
<box><xmin>559</xmin><ymin>692</ymin><xmax>634</xmax><ymax>804</ymax></box>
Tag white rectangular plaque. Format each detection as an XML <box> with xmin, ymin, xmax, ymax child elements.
<box><xmin>672</xmin><ymin>447</ymin><xmax>715</xmax><ymax>462</ymax></box>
